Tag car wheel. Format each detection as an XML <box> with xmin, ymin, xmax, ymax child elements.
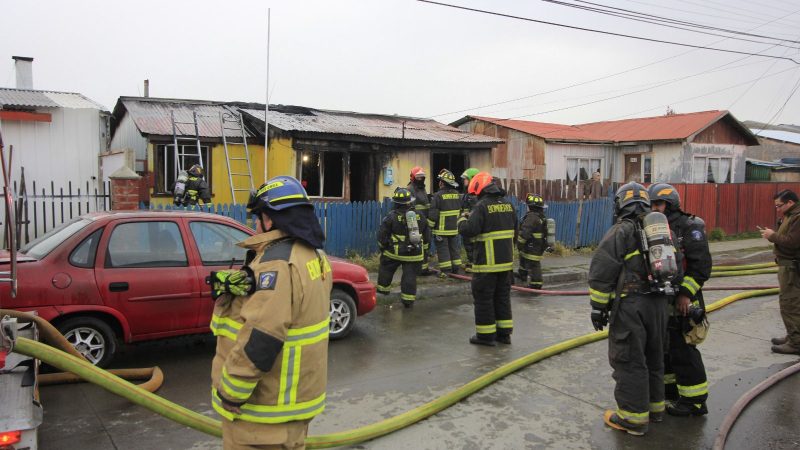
<box><xmin>329</xmin><ymin>288</ymin><xmax>356</xmax><ymax>340</ymax></box>
<box><xmin>57</xmin><ymin>317</ymin><xmax>117</xmax><ymax>368</ymax></box>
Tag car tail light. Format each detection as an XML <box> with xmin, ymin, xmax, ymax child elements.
<box><xmin>0</xmin><ymin>430</ymin><xmax>21</xmax><ymax>446</ymax></box>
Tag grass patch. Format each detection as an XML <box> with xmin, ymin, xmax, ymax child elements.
<box><xmin>345</xmin><ymin>251</ymin><xmax>382</xmax><ymax>272</ymax></box>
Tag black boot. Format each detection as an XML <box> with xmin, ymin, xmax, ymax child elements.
<box><xmin>666</xmin><ymin>401</ymin><xmax>707</xmax><ymax>417</ymax></box>
<box><xmin>469</xmin><ymin>335</ymin><xmax>496</xmax><ymax>346</ymax></box>
<box><xmin>402</xmin><ymin>300</ymin><xmax>414</xmax><ymax>309</ymax></box>
<box><xmin>495</xmin><ymin>335</ymin><xmax>511</xmax><ymax>345</ymax></box>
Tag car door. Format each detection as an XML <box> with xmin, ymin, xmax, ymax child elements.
<box><xmin>186</xmin><ymin>220</ymin><xmax>251</xmax><ymax>329</ymax></box>
<box><xmin>94</xmin><ymin>219</ymin><xmax>200</xmax><ymax>338</ymax></box>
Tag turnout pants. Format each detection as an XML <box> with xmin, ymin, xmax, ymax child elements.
<box><xmin>222</xmin><ymin>418</ymin><xmax>309</xmax><ymax>450</ymax></box>
<box><xmin>664</xmin><ymin>316</ymin><xmax>708</xmax><ymax>404</ymax></box>
<box><xmin>608</xmin><ymin>293</ymin><xmax>668</xmax><ymax>426</ymax></box>
<box><xmin>463</xmin><ymin>238</ymin><xmax>475</xmax><ymax>267</ymax></box>
<box><xmin>435</xmin><ymin>235</ymin><xmax>462</xmax><ymax>272</ymax></box>
<box><xmin>777</xmin><ymin>265</ymin><xmax>800</xmax><ymax>348</ymax></box>
<box><xmin>377</xmin><ymin>255</ymin><xmax>420</xmax><ymax>304</ymax></box>
<box><xmin>471</xmin><ymin>271</ymin><xmax>513</xmax><ymax>341</ymax></box>
<box><xmin>518</xmin><ymin>256</ymin><xmax>543</xmax><ymax>288</ymax></box>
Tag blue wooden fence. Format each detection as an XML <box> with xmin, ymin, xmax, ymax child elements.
<box><xmin>142</xmin><ymin>197</ymin><xmax>615</xmax><ymax>257</ymax></box>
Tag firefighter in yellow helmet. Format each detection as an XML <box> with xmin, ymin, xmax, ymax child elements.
<box><xmin>209</xmin><ymin>175</ymin><xmax>331</xmax><ymax>449</ymax></box>
<box><xmin>517</xmin><ymin>193</ymin><xmax>547</xmax><ymax>290</ymax></box>
<box><xmin>429</xmin><ymin>169</ymin><xmax>463</xmax><ymax>276</ymax></box>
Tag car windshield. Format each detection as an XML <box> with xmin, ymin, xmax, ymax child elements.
<box><xmin>20</xmin><ymin>218</ymin><xmax>94</xmax><ymax>259</ymax></box>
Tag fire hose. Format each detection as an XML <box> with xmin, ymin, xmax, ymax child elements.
<box><xmin>10</xmin><ymin>287</ymin><xmax>780</xmax><ymax>448</ymax></box>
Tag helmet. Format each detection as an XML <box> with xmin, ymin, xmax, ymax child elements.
<box><xmin>526</xmin><ymin>193</ymin><xmax>544</xmax><ymax>209</ymax></box>
<box><xmin>392</xmin><ymin>187</ymin><xmax>413</xmax><ymax>205</ymax></box>
<box><xmin>188</xmin><ymin>164</ymin><xmax>203</xmax><ymax>177</ymax></box>
<box><xmin>648</xmin><ymin>183</ymin><xmax>680</xmax><ymax>210</ymax></box>
<box><xmin>247</xmin><ymin>176</ymin><xmax>311</xmax><ymax>214</ymax></box>
<box><xmin>615</xmin><ymin>182</ymin><xmax>650</xmax><ymax>215</ymax></box>
<box><xmin>468</xmin><ymin>171</ymin><xmax>494</xmax><ymax>196</ymax></box>
<box><xmin>410</xmin><ymin>166</ymin><xmax>426</xmax><ymax>182</ymax></box>
<box><xmin>461</xmin><ymin>168</ymin><xmax>479</xmax><ymax>182</ymax></box>
<box><xmin>437</xmin><ymin>169</ymin><xmax>458</xmax><ymax>188</ymax></box>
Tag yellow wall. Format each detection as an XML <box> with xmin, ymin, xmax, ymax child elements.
<box><xmin>377</xmin><ymin>148</ymin><xmax>431</xmax><ymax>201</ymax></box>
<box><xmin>266</xmin><ymin>136</ymin><xmax>295</xmax><ymax>179</ymax></box>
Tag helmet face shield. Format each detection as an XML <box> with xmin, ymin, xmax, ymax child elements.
<box><xmin>647</xmin><ymin>183</ymin><xmax>680</xmax><ymax>210</ymax></box>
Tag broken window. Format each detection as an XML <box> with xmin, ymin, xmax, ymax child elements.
<box><xmin>300</xmin><ymin>151</ymin><xmax>344</xmax><ymax>198</ymax></box>
<box><xmin>154</xmin><ymin>144</ymin><xmax>211</xmax><ymax>194</ymax></box>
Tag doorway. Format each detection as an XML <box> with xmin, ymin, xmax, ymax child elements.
<box><xmin>624</xmin><ymin>154</ymin><xmax>642</xmax><ymax>183</ymax></box>
<box><xmin>431</xmin><ymin>152</ymin><xmax>468</xmax><ymax>192</ymax></box>
<box><xmin>349</xmin><ymin>152</ymin><xmax>376</xmax><ymax>201</ymax></box>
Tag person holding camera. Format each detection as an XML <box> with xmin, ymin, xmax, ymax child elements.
<box><xmin>649</xmin><ymin>183</ymin><xmax>712</xmax><ymax>417</ymax></box>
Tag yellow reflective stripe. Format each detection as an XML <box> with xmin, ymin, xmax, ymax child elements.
<box><xmin>519</xmin><ymin>251</ymin><xmax>542</xmax><ymax>261</ymax></box>
<box><xmin>681</xmin><ymin>276</ymin><xmax>701</xmax><ymax>295</ymax></box>
<box><xmin>485</xmin><ymin>240</ymin><xmax>494</xmax><ymax>268</ymax></box>
<box><xmin>664</xmin><ymin>373</ymin><xmax>677</xmax><ymax>384</ymax></box>
<box><xmin>517</xmin><ymin>236</ymin><xmax>527</xmax><ymax>244</ymax></box>
<box><xmin>496</xmin><ymin>320</ymin><xmax>513</xmax><ymax>329</ymax></box>
<box><xmin>476</xmin><ymin>324</ymin><xmax>496</xmax><ymax>333</ymax></box>
<box><xmin>415</xmin><ymin>204</ymin><xmax>430</xmax><ymax>210</ymax></box>
<box><xmin>678</xmin><ymin>381</ymin><xmax>708</xmax><ymax>398</ymax></box>
<box><xmin>433</xmin><ymin>230</ymin><xmax>458</xmax><ymax>236</ymax></box>
<box><xmin>457</xmin><ymin>216</ymin><xmax>468</xmax><ymax>224</ymax></box>
<box><xmin>271</xmin><ymin>193</ymin><xmax>305</xmax><ymax>203</ymax></box>
<box><xmin>590</xmin><ymin>288</ymin><xmax>612</xmax><ymax>305</ymax></box>
<box><xmin>438</xmin><ymin>260</ymin><xmax>452</xmax><ymax>269</ymax></box>
<box><xmin>475</xmin><ymin>230</ymin><xmax>515</xmax><ymax>241</ymax></box>
<box><xmin>391</xmin><ymin>234</ymin><xmax>405</xmax><ymax>242</ymax></box>
<box><xmin>471</xmin><ymin>262</ymin><xmax>514</xmax><ymax>273</ymax></box>
<box><xmin>452</xmin><ymin>259</ymin><xmax>462</xmax><ymax>265</ymax></box>
<box><xmin>617</xmin><ymin>408</ymin><xmax>649</xmax><ymax>424</ymax></box>
<box><xmin>427</xmin><ymin>219</ymin><xmax>436</xmax><ymax>227</ymax></box>
<box><xmin>650</xmin><ymin>401</ymin><xmax>665</xmax><ymax>413</ymax></box>
<box><xmin>382</xmin><ymin>250</ymin><xmax>423</xmax><ymax>262</ymax></box>
<box><xmin>211</xmin><ymin>314</ymin><xmax>243</xmax><ymax>341</ymax></box>
<box><xmin>401</xmin><ymin>293</ymin><xmax>416</xmax><ymax>301</ymax></box>
<box><xmin>376</xmin><ymin>284</ymin><xmax>391</xmax><ymax>293</ymax></box>
<box><xmin>221</xmin><ymin>366</ymin><xmax>257</xmax><ymax>400</ymax></box>
<box><xmin>532</xmin><ymin>232</ymin><xmax>543</xmax><ymax>238</ymax></box>
<box><xmin>286</xmin><ymin>318</ymin><xmax>330</xmax><ymax>347</ymax></box>
<box><xmin>624</xmin><ymin>250</ymin><xmax>641</xmax><ymax>261</ymax></box>
<box><xmin>212</xmin><ymin>388</ymin><xmax>326</xmax><ymax>423</ymax></box>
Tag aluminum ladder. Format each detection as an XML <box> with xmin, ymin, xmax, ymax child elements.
<box><xmin>170</xmin><ymin>110</ymin><xmax>205</xmax><ymax>193</ymax></box>
<box><xmin>219</xmin><ymin>110</ymin><xmax>254</xmax><ymax>205</ymax></box>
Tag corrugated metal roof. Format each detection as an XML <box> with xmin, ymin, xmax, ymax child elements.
<box><xmin>120</xmin><ymin>98</ymin><xmax>251</xmax><ymax>139</ymax></box>
<box><xmin>0</xmin><ymin>88</ymin><xmax>107</xmax><ymax>110</ymax></box>
<box><xmin>751</xmin><ymin>128</ymin><xmax>800</xmax><ymax>145</ymax></box>
<box><xmin>242</xmin><ymin>107</ymin><xmax>502</xmax><ymax>145</ymax></box>
<box><xmin>465</xmin><ymin>110</ymin><xmax>743</xmax><ymax>143</ymax></box>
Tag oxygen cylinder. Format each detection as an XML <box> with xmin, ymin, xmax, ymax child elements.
<box><xmin>405</xmin><ymin>210</ymin><xmax>421</xmax><ymax>246</ymax></box>
<box><xmin>173</xmin><ymin>170</ymin><xmax>189</xmax><ymax>206</ymax></box>
<box><xmin>642</xmin><ymin>212</ymin><xmax>678</xmax><ymax>286</ymax></box>
<box><xmin>546</xmin><ymin>218</ymin><xmax>556</xmax><ymax>247</ymax></box>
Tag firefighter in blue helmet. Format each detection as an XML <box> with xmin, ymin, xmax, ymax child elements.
<box><xmin>209</xmin><ymin>175</ymin><xmax>330</xmax><ymax>450</ymax></box>
<box><xmin>377</xmin><ymin>187</ymin><xmax>430</xmax><ymax>308</ymax></box>
<box><xmin>589</xmin><ymin>182</ymin><xmax>669</xmax><ymax>436</ymax></box>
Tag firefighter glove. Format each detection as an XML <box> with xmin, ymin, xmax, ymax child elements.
<box><xmin>591</xmin><ymin>308</ymin><xmax>609</xmax><ymax>331</ymax></box>
<box><xmin>209</xmin><ymin>268</ymin><xmax>254</xmax><ymax>299</ymax></box>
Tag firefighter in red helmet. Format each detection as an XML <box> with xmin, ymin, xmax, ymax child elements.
<box><xmin>408</xmin><ymin>166</ymin><xmax>433</xmax><ymax>275</ymax></box>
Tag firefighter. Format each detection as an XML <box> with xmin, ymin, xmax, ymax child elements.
<box><xmin>460</xmin><ymin>168</ymin><xmax>480</xmax><ymax>272</ymax></box>
<box><xmin>517</xmin><ymin>193</ymin><xmax>547</xmax><ymax>290</ymax></box>
<box><xmin>458</xmin><ymin>171</ymin><xmax>517</xmax><ymax>346</ymax></box>
<box><xmin>429</xmin><ymin>169</ymin><xmax>463</xmax><ymax>276</ymax></box>
<box><xmin>589</xmin><ymin>182</ymin><xmax>667</xmax><ymax>436</ymax></box>
<box><xmin>209</xmin><ymin>175</ymin><xmax>331</xmax><ymax>450</ymax></box>
<box><xmin>377</xmin><ymin>187</ymin><xmax>429</xmax><ymax>308</ymax></box>
<box><xmin>175</xmin><ymin>164</ymin><xmax>211</xmax><ymax>206</ymax></box>
<box><xmin>408</xmin><ymin>166</ymin><xmax>433</xmax><ymax>275</ymax></box>
<box><xmin>648</xmin><ymin>183</ymin><xmax>711</xmax><ymax>417</ymax></box>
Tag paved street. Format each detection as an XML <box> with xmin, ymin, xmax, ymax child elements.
<box><xmin>38</xmin><ymin>269</ymin><xmax>799</xmax><ymax>450</ymax></box>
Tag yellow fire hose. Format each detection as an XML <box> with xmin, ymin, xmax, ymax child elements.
<box><xmin>711</xmin><ymin>262</ymin><xmax>776</xmax><ymax>271</ymax></box>
<box><xmin>710</xmin><ymin>268</ymin><xmax>778</xmax><ymax>277</ymax></box>
<box><xmin>1</xmin><ymin>309</ymin><xmax>164</xmax><ymax>393</ymax></box>
<box><xmin>10</xmin><ymin>288</ymin><xmax>779</xmax><ymax>447</ymax></box>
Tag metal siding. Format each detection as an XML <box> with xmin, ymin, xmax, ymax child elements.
<box><xmin>108</xmin><ymin>113</ymin><xmax>148</xmax><ymax>167</ymax></box>
<box><xmin>716</xmin><ymin>184</ymin><xmax>738</xmax><ymax>234</ymax></box>
<box><xmin>651</xmin><ymin>142</ymin><xmax>683</xmax><ymax>183</ymax></box>
<box><xmin>0</xmin><ymin>88</ymin><xmax>106</xmax><ymax>110</ymax></box>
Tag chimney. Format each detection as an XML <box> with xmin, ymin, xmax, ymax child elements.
<box><xmin>12</xmin><ymin>56</ymin><xmax>34</xmax><ymax>90</ymax></box>
<box><xmin>144</xmin><ymin>79</ymin><xmax>149</xmax><ymax>98</ymax></box>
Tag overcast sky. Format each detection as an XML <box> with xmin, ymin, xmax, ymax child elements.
<box><xmin>3</xmin><ymin>0</ymin><xmax>800</xmax><ymax>126</ymax></box>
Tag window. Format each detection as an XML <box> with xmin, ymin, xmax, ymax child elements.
<box><xmin>21</xmin><ymin>218</ymin><xmax>93</xmax><ymax>260</ymax></box>
<box><xmin>566</xmin><ymin>158</ymin><xmax>602</xmax><ymax>181</ymax></box>
<box><xmin>155</xmin><ymin>144</ymin><xmax>211</xmax><ymax>194</ymax></box>
<box><xmin>300</xmin><ymin>151</ymin><xmax>344</xmax><ymax>197</ymax></box>
<box><xmin>189</xmin><ymin>221</ymin><xmax>250</xmax><ymax>266</ymax></box>
<box><xmin>643</xmin><ymin>156</ymin><xmax>652</xmax><ymax>183</ymax></box>
<box><xmin>69</xmin><ymin>228</ymin><xmax>104</xmax><ymax>268</ymax></box>
<box><xmin>106</xmin><ymin>221</ymin><xmax>188</xmax><ymax>268</ymax></box>
<box><xmin>693</xmin><ymin>156</ymin><xmax>732</xmax><ymax>183</ymax></box>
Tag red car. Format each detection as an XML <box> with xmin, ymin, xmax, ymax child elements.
<box><xmin>0</xmin><ymin>211</ymin><xmax>376</xmax><ymax>367</ymax></box>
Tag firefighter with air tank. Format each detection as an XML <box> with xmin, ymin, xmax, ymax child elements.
<box><xmin>408</xmin><ymin>167</ymin><xmax>433</xmax><ymax>275</ymax></box>
<box><xmin>429</xmin><ymin>169</ymin><xmax>463</xmax><ymax>276</ymax></box>
<box><xmin>516</xmin><ymin>193</ymin><xmax>550</xmax><ymax>291</ymax></box>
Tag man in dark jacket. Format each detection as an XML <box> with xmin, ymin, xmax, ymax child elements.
<box><xmin>429</xmin><ymin>169</ymin><xmax>463</xmax><ymax>275</ymax></box>
<box><xmin>458</xmin><ymin>171</ymin><xmax>517</xmax><ymax>346</ymax></box>
<box><xmin>760</xmin><ymin>189</ymin><xmax>800</xmax><ymax>355</ymax></box>
<box><xmin>408</xmin><ymin>166</ymin><xmax>433</xmax><ymax>275</ymax></box>
<box><xmin>589</xmin><ymin>182</ymin><xmax>668</xmax><ymax>436</ymax></box>
<box><xmin>377</xmin><ymin>187</ymin><xmax>429</xmax><ymax>308</ymax></box>
<box><xmin>649</xmin><ymin>183</ymin><xmax>711</xmax><ymax>417</ymax></box>
<box><xmin>517</xmin><ymin>193</ymin><xmax>547</xmax><ymax>290</ymax></box>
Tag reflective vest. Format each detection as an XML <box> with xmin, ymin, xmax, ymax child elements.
<box><xmin>428</xmin><ymin>188</ymin><xmax>462</xmax><ymax>236</ymax></box>
<box><xmin>457</xmin><ymin>194</ymin><xmax>517</xmax><ymax>272</ymax></box>
<box><xmin>210</xmin><ymin>230</ymin><xmax>332</xmax><ymax>424</ymax></box>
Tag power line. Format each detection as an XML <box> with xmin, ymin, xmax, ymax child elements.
<box><xmin>756</xmin><ymin>72</ymin><xmax>800</xmax><ymax>134</ymax></box>
<box><xmin>417</xmin><ymin>1</ymin><xmax>800</xmax><ymax>64</ymax></box>
<box><xmin>674</xmin><ymin>0</ymin><xmax>800</xmax><ymax>28</ymax></box>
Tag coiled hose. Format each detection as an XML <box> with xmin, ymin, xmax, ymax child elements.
<box><xmin>11</xmin><ymin>288</ymin><xmax>779</xmax><ymax>448</ymax></box>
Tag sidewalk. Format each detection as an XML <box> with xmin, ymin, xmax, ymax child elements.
<box><xmin>369</xmin><ymin>238</ymin><xmax>775</xmax><ymax>301</ymax></box>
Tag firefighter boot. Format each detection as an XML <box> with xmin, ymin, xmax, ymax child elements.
<box><xmin>495</xmin><ymin>334</ymin><xmax>511</xmax><ymax>345</ymax></box>
<box><xmin>771</xmin><ymin>343</ymin><xmax>800</xmax><ymax>355</ymax></box>
<box><xmin>604</xmin><ymin>410</ymin><xmax>648</xmax><ymax>436</ymax></box>
<box><xmin>771</xmin><ymin>335</ymin><xmax>789</xmax><ymax>345</ymax></box>
<box><xmin>667</xmin><ymin>401</ymin><xmax>708</xmax><ymax>416</ymax></box>
<box><xmin>469</xmin><ymin>335</ymin><xmax>496</xmax><ymax>347</ymax></box>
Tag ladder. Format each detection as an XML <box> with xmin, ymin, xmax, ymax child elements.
<box><xmin>219</xmin><ymin>110</ymin><xmax>254</xmax><ymax>205</ymax></box>
<box><xmin>170</xmin><ymin>110</ymin><xmax>205</xmax><ymax>193</ymax></box>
